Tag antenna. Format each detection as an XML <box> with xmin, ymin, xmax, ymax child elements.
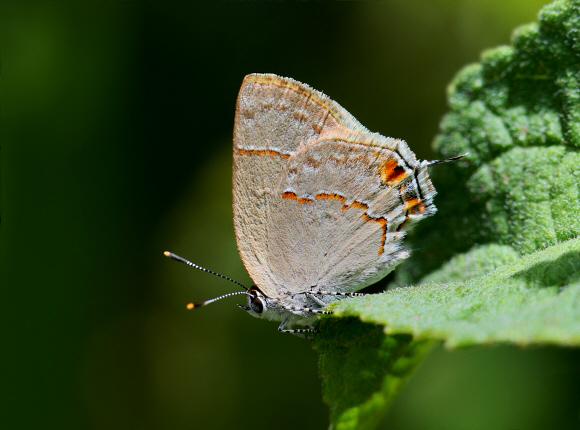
<box><xmin>186</xmin><ymin>291</ymin><xmax>249</xmax><ymax>310</ymax></box>
<box><xmin>164</xmin><ymin>251</ymin><xmax>248</xmax><ymax>290</ymax></box>
<box><xmin>164</xmin><ymin>251</ymin><xmax>250</xmax><ymax>310</ymax></box>
<box><xmin>427</xmin><ymin>153</ymin><xmax>467</xmax><ymax>167</ymax></box>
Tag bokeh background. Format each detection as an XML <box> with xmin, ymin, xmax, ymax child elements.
<box><xmin>4</xmin><ymin>1</ymin><xmax>580</xmax><ymax>429</ymax></box>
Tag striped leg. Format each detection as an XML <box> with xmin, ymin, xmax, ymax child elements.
<box><xmin>277</xmin><ymin>317</ymin><xmax>318</xmax><ymax>338</ymax></box>
<box><xmin>310</xmin><ymin>291</ymin><xmax>367</xmax><ymax>297</ymax></box>
<box><xmin>284</xmin><ymin>290</ymin><xmax>367</xmax><ymax>299</ymax></box>
<box><xmin>307</xmin><ymin>291</ymin><xmax>367</xmax><ymax>310</ymax></box>
<box><xmin>281</xmin><ymin>304</ymin><xmax>333</xmax><ymax>315</ymax></box>
<box><xmin>284</xmin><ymin>290</ymin><xmax>367</xmax><ymax>309</ymax></box>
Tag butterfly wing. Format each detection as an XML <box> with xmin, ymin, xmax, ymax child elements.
<box><xmin>233</xmin><ymin>74</ymin><xmax>435</xmax><ymax>298</ymax></box>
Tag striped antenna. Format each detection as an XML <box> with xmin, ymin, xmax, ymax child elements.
<box><xmin>164</xmin><ymin>251</ymin><xmax>248</xmax><ymax>290</ymax></box>
<box><xmin>164</xmin><ymin>251</ymin><xmax>250</xmax><ymax>310</ymax></box>
<box><xmin>427</xmin><ymin>153</ymin><xmax>467</xmax><ymax>167</ymax></box>
<box><xmin>186</xmin><ymin>291</ymin><xmax>249</xmax><ymax>310</ymax></box>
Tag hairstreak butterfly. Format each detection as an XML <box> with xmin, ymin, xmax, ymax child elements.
<box><xmin>165</xmin><ymin>73</ymin><xmax>463</xmax><ymax>336</ymax></box>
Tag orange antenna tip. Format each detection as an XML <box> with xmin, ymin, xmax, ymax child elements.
<box><xmin>186</xmin><ymin>303</ymin><xmax>195</xmax><ymax>310</ymax></box>
<box><xmin>163</xmin><ymin>251</ymin><xmax>171</xmax><ymax>257</ymax></box>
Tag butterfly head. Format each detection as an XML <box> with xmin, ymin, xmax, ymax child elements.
<box><xmin>238</xmin><ymin>287</ymin><xmax>269</xmax><ymax>318</ymax></box>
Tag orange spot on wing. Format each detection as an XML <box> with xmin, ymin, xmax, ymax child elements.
<box><xmin>404</xmin><ymin>198</ymin><xmax>421</xmax><ymax>211</ymax></box>
<box><xmin>415</xmin><ymin>204</ymin><xmax>427</xmax><ymax>214</ymax></box>
<box><xmin>343</xmin><ymin>201</ymin><xmax>369</xmax><ymax>212</ymax></box>
<box><xmin>404</xmin><ymin>198</ymin><xmax>427</xmax><ymax>215</ymax></box>
<box><xmin>236</xmin><ymin>148</ymin><xmax>291</xmax><ymax>159</ymax></box>
<box><xmin>380</xmin><ymin>160</ymin><xmax>407</xmax><ymax>185</ymax></box>
<box><xmin>316</xmin><ymin>193</ymin><xmax>346</xmax><ymax>204</ymax></box>
<box><xmin>378</xmin><ymin>218</ymin><xmax>388</xmax><ymax>255</ymax></box>
<box><xmin>282</xmin><ymin>191</ymin><xmax>297</xmax><ymax>200</ymax></box>
<box><xmin>360</xmin><ymin>215</ymin><xmax>388</xmax><ymax>255</ymax></box>
<box><xmin>283</xmin><ymin>191</ymin><xmax>313</xmax><ymax>204</ymax></box>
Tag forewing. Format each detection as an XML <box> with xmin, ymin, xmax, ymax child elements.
<box><xmin>233</xmin><ymin>74</ymin><xmax>365</xmax><ymax>297</ymax></box>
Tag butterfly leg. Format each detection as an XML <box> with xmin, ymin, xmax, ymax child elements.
<box><xmin>280</xmin><ymin>304</ymin><xmax>333</xmax><ymax>316</ymax></box>
<box><xmin>277</xmin><ymin>317</ymin><xmax>318</xmax><ymax>338</ymax></box>
<box><xmin>287</xmin><ymin>290</ymin><xmax>366</xmax><ymax>307</ymax></box>
<box><xmin>286</xmin><ymin>290</ymin><xmax>366</xmax><ymax>301</ymax></box>
<box><xmin>306</xmin><ymin>293</ymin><xmax>327</xmax><ymax>307</ymax></box>
<box><xmin>310</xmin><ymin>290</ymin><xmax>367</xmax><ymax>298</ymax></box>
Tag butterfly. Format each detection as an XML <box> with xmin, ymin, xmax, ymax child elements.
<box><xmin>166</xmin><ymin>74</ymin><xmax>463</xmax><ymax>336</ymax></box>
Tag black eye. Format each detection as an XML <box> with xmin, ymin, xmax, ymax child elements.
<box><xmin>250</xmin><ymin>297</ymin><xmax>264</xmax><ymax>314</ymax></box>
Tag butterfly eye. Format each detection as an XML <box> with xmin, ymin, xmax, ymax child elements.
<box><xmin>250</xmin><ymin>297</ymin><xmax>264</xmax><ymax>314</ymax></box>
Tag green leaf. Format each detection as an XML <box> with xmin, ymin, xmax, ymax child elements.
<box><xmin>313</xmin><ymin>319</ymin><xmax>434</xmax><ymax>430</ymax></box>
<box><xmin>330</xmin><ymin>236</ymin><xmax>580</xmax><ymax>348</ymax></box>
<box><xmin>315</xmin><ymin>1</ymin><xmax>580</xmax><ymax>428</ymax></box>
<box><xmin>393</xmin><ymin>0</ymin><xmax>580</xmax><ymax>287</ymax></box>
<box><xmin>316</xmin><ymin>237</ymin><xmax>580</xmax><ymax>430</ymax></box>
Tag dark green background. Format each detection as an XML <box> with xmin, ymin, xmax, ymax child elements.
<box><xmin>4</xmin><ymin>1</ymin><xmax>580</xmax><ymax>429</ymax></box>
